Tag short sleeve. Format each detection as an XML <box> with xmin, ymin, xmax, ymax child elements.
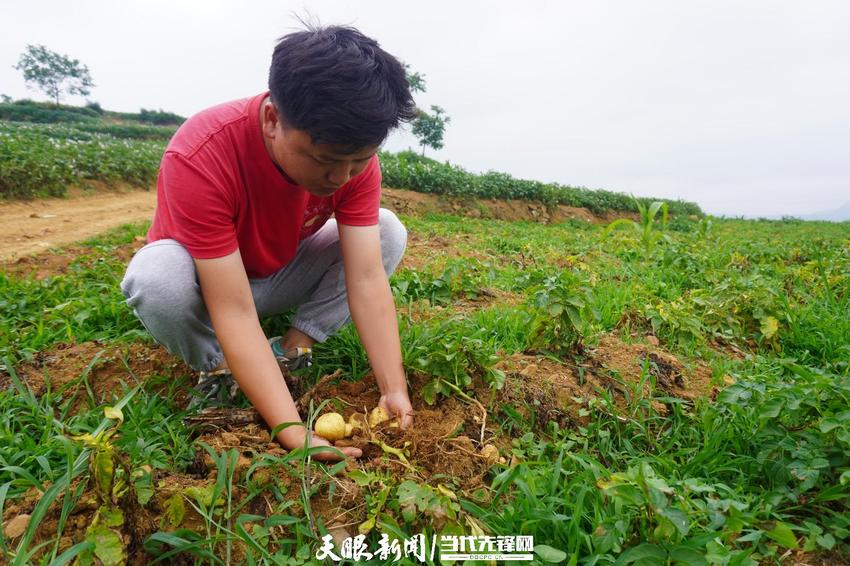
<box><xmin>157</xmin><ymin>152</ymin><xmax>239</xmax><ymax>259</ymax></box>
<box><xmin>334</xmin><ymin>155</ymin><xmax>382</xmax><ymax>226</ymax></box>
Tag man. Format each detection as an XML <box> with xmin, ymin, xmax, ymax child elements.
<box><xmin>121</xmin><ymin>25</ymin><xmax>417</xmax><ymax>461</ymax></box>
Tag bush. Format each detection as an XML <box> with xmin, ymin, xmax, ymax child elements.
<box><xmin>0</xmin><ymin>100</ymin><xmax>100</xmax><ymax>124</ymax></box>
<box><xmin>85</xmin><ymin>101</ymin><xmax>105</xmax><ymax>114</ymax></box>
<box><xmin>138</xmin><ymin>108</ymin><xmax>184</xmax><ymax>126</ymax></box>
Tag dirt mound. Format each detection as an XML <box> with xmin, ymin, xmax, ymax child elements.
<box><xmin>11</xmin><ymin>341</ymin><xmax>188</xmax><ymax>408</ymax></box>
<box><xmin>382</xmin><ymin>187</ymin><xmax>609</xmax><ymax>225</ymax></box>
<box><xmin>496</xmin><ymin>332</ymin><xmax>720</xmax><ymax>426</ymax></box>
<box><xmin>589</xmin><ymin>333</ymin><xmax>717</xmax><ymax>401</ymax></box>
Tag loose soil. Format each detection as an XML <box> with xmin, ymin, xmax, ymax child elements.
<box><xmin>495</xmin><ymin>331</ymin><xmax>720</xmax><ymax>428</ymax></box>
<box><xmin>11</xmin><ymin>341</ymin><xmax>189</xmax><ymax>409</ymax></box>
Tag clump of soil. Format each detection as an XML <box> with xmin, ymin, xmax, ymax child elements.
<box><xmin>589</xmin><ymin>333</ymin><xmax>716</xmax><ymax>402</ymax></box>
<box><xmin>496</xmin><ymin>332</ymin><xmax>720</xmax><ymax>426</ymax></box>
<box><xmin>11</xmin><ymin>341</ymin><xmax>188</xmax><ymax>409</ymax></box>
<box><xmin>382</xmin><ymin>187</ymin><xmax>608</xmax><ymax>225</ymax></box>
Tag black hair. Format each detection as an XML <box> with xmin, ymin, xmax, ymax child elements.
<box><xmin>268</xmin><ymin>24</ymin><xmax>417</xmax><ymax>151</ymax></box>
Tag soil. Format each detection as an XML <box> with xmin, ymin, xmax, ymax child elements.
<box><xmin>0</xmin><ymin>184</ymin><xmax>156</xmax><ymax>262</ymax></box>
<box><xmin>11</xmin><ymin>341</ymin><xmax>189</xmax><ymax>410</ymax></box>
<box><xmin>2</xmin><ymin>239</ymin><xmax>144</xmax><ymax>280</ymax></box>
<box><xmin>495</xmin><ymin>331</ymin><xmax>721</xmax><ymax>427</ymax></box>
<box><xmin>381</xmin><ymin>187</ymin><xmax>620</xmax><ymax>225</ymax></box>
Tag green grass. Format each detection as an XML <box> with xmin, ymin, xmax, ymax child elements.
<box><xmin>0</xmin><ymin>213</ymin><xmax>848</xmax><ymax>563</ymax></box>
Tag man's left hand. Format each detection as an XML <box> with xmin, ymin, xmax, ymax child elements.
<box><xmin>379</xmin><ymin>390</ymin><xmax>414</xmax><ymax>429</ymax></box>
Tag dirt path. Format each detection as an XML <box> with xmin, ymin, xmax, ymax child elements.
<box><xmin>0</xmin><ymin>184</ymin><xmax>613</xmax><ymax>264</ymax></box>
<box><xmin>0</xmin><ymin>186</ymin><xmax>156</xmax><ymax>261</ymax></box>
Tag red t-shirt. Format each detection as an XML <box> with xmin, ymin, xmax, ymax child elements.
<box><xmin>147</xmin><ymin>91</ymin><xmax>382</xmax><ymax>278</ymax></box>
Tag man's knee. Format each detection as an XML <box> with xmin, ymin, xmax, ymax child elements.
<box><xmin>378</xmin><ymin>208</ymin><xmax>407</xmax><ymax>273</ymax></box>
<box><xmin>121</xmin><ymin>240</ymin><xmax>201</xmax><ymax>321</ymax></box>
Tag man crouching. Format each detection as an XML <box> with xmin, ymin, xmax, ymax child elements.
<box><xmin>120</xmin><ymin>24</ymin><xmax>417</xmax><ymax>461</ymax></box>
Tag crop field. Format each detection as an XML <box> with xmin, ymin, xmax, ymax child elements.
<box><xmin>1</xmin><ymin>199</ymin><xmax>848</xmax><ymax>564</ymax></box>
<box><xmin>0</xmin><ymin>113</ymin><xmax>848</xmax><ymax>565</ymax></box>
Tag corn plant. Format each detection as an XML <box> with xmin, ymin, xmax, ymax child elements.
<box><xmin>603</xmin><ymin>197</ymin><xmax>670</xmax><ymax>255</ymax></box>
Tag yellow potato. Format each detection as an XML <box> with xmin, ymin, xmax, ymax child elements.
<box><xmin>480</xmin><ymin>444</ymin><xmax>500</xmax><ymax>464</ymax></box>
<box><xmin>368</xmin><ymin>406</ymin><xmax>391</xmax><ymax>427</ymax></box>
<box><xmin>315</xmin><ymin>412</ymin><xmax>347</xmax><ymax>441</ymax></box>
<box><xmin>347</xmin><ymin>412</ymin><xmax>366</xmax><ymax>429</ymax></box>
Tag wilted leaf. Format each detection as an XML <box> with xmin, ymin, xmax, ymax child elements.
<box><xmin>103</xmin><ymin>406</ymin><xmax>124</xmax><ymax>423</ymax></box>
<box><xmin>86</xmin><ymin>523</ymin><xmax>126</xmax><ymax>566</ymax></box>
<box><xmin>164</xmin><ymin>493</ymin><xmax>185</xmax><ymax>529</ymax></box>
<box><xmin>759</xmin><ymin>316</ymin><xmax>779</xmax><ymax>339</ymax></box>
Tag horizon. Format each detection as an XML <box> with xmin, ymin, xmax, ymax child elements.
<box><xmin>1</xmin><ymin>1</ymin><xmax>848</xmax><ymax>218</ymax></box>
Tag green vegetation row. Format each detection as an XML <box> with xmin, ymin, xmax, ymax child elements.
<box><xmin>0</xmin><ymin>121</ymin><xmax>166</xmax><ymax>198</ymax></box>
<box><xmin>379</xmin><ymin>150</ymin><xmax>704</xmax><ymax>216</ymax></box>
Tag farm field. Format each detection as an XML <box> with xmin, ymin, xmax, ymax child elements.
<box><xmin>0</xmin><ymin>200</ymin><xmax>848</xmax><ymax>565</ymax></box>
<box><xmin>0</xmin><ymin>111</ymin><xmax>848</xmax><ymax>565</ymax></box>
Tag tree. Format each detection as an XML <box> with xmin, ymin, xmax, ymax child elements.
<box><xmin>403</xmin><ymin>63</ymin><xmax>426</xmax><ymax>94</ymax></box>
<box><xmin>411</xmin><ymin>105</ymin><xmax>450</xmax><ymax>156</ymax></box>
<box><xmin>14</xmin><ymin>44</ymin><xmax>94</xmax><ymax>106</ymax></box>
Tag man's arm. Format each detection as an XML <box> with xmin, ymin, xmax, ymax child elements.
<box><xmin>337</xmin><ymin>223</ymin><xmax>413</xmax><ymax>427</ymax></box>
<box><xmin>194</xmin><ymin>250</ymin><xmax>362</xmax><ymax>459</ymax></box>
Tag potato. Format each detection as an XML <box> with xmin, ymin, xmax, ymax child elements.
<box><xmin>315</xmin><ymin>412</ymin><xmax>347</xmax><ymax>441</ymax></box>
<box><xmin>480</xmin><ymin>444</ymin><xmax>500</xmax><ymax>465</ymax></box>
<box><xmin>368</xmin><ymin>406</ymin><xmax>390</xmax><ymax>427</ymax></box>
<box><xmin>348</xmin><ymin>412</ymin><xmax>366</xmax><ymax>429</ymax></box>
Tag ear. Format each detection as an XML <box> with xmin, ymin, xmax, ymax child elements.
<box><xmin>261</xmin><ymin>101</ymin><xmax>281</xmax><ymax>139</ymax></box>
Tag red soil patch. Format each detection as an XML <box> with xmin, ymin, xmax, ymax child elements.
<box><xmin>12</xmin><ymin>341</ymin><xmax>188</xmax><ymax>408</ymax></box>
<box><xmin>495</xmin><ymin>332</ymin><xmax>721</xmax><ymax>426</ymax></box>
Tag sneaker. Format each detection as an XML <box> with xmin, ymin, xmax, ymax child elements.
<box><xmin>269</xmin><ymin>336</ymin><xmax>313</xmax><ymax>401</ymax></box>
<box><xmin>187</xmin><ymin>338</ymin><xmax>313</xmax><ymax>410</ymax></box>
<box><xmin>269</xmin><ymin>336</ymin><xmax>313</xmax><ymax>371</ymax></box>
<box><xmin>187</xmin><ymin>368</ymin><xmax>239</xmax><ymax>410</ymax></box>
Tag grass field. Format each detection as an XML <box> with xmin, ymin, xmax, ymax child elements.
<box><xmin>0</xmin><ymin>207</ymin><xmax>848</xmax><ymax>565</ymax></box>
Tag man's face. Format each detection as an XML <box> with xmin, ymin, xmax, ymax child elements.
<box><xmin>260</xmin><ymin>100</ymin><xmax>378</xmax><ymax>197</ymax></box>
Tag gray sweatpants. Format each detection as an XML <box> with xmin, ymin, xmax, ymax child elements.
<box><xmin>120</xmin><ymin>208</ymin><xmax>407</xmax><ymax>373</ymax></box>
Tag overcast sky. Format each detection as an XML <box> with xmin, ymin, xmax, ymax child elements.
<box><xmin>2</xmin><ymin>1</ymin><xmax>848</xmax><ymax>217</ymax></box>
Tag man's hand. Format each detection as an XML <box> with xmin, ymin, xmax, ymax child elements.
<box><xmin>379</xmin><ymin>390</ymin><xmax>414</xmax><ymax>429</ymax></box>
<box><xmin>279</xmin><ymin>427</ymin><xmax>363</xmax><ymax>461</ymax></box>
